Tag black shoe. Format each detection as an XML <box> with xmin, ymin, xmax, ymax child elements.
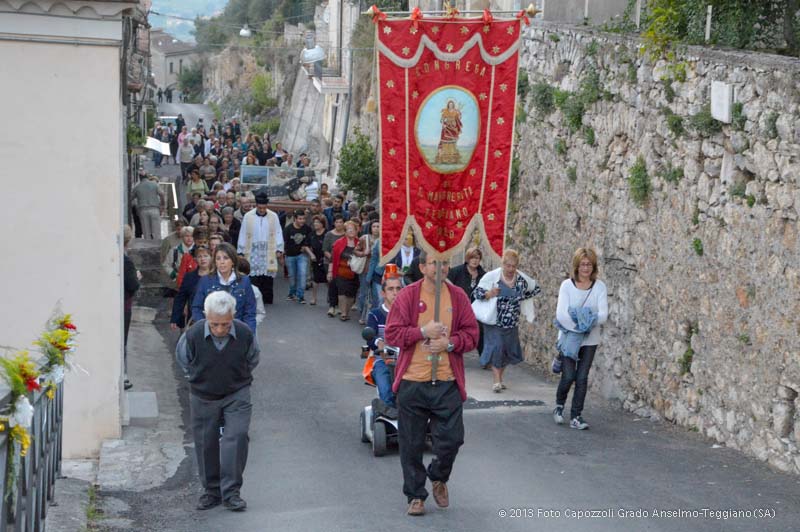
<box><xmin>124</xmin><ymin>379</ymin><xmax>133</xmax><ymax>390</ymax></box>
<box><xmin>196</xmin><ymin>493</ymin><xmax>221</xmax><ymax>511</ymax></box>
<box><xmin>223</xmin><ymin>495</ymin><xmax>247</xmax><ymax>511</ymax></box>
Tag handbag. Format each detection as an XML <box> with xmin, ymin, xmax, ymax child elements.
<box><xmin>471</xmin><ymin>297</ymin><xmax>497</xmax><ymax>325</ymax></box>
<box><xmin>348</xmin><ymin>254</ymin><xmax>367</xmax><ymax>275</ymax></box>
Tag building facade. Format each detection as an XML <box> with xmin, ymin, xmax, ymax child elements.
<box><xmin>150</xmin><ymin>29</ymin><xmax>197</xmax><ymax>91</ymax></box>
<box><xmin>0</xmin><ymin>0</ymin><xmax>144</xmax><ymax>458</ymax></box>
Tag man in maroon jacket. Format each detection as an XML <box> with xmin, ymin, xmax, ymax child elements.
<box><xmin>385</xmin><ymin>250</ymin><xmax>479</xmax><ymax>516</ymax></box>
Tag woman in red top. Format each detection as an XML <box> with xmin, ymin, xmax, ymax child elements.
<box><xmin>329</xmin><ymin>220</ymin><xmax>366</xmax><ymax>321</ymax></box>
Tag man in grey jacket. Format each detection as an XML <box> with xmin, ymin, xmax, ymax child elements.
<box><xmin>131</xmin><ymin>174</ymin><xmax>163</xmax><ymax>240</ymax></box>
<box><xmin>176</xmin><ymin>291</ymin><xmax>260</xmax><ymax>512</ymax></box>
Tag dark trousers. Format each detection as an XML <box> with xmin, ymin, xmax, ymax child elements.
<box><xmin>327</xmin><ymin>275</ymin><xmax>339</xmax><ymax>307</ymax></box>
<box><xmin>397</xmin><ymin>380</ymin><xmax>464</xmax><ymax>502</ymax></box>
<box><xmin>123</xmin><ymin>307</ymin><xmax>132</xmax><ymax>375</ymax></box>
<box><xmin>250</xmin><ymin>275</ymin><xmax>274</xmax><ymax>304</ymax></box>
<box><xmin>555</xmin><ymin>345</ymin><xmax>597</xmax><ymax>420</ymax></box>
<box><xmin>190</xmin><ymin>386</ymin><xmax>252</xmax><ymax>500</ymax></box>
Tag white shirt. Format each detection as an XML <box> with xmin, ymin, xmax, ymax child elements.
<box><xmin>556</xmin><ymin>279</ymin><xmax>609</xmax><ymax>346</ymax></box>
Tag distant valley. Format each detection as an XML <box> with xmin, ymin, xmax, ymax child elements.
<box><xmin>150</xmin><ymin>0</ymin><xmax>229</xmax><ymax>42</ymax></box>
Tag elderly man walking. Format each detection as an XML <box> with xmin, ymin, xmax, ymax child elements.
<box><xmin>237</xmin><ymin>188</ymin><xmax>284</xmax><ymax>304</ymax></box>
<box><xmin>131</xmin><ymin>174</ymin><xmax>163</xmax><ymax>240</ymax></box>
<box><xmin>176</xmin><ymin>291</ymin><xmax>260</xmax><ymax>512</ymax></box>
<box><xmin>385</xmin><ymin>251</ymin><xmax>479</xmax><ymax>516</ymax></box>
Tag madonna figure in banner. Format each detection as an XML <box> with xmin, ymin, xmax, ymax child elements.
<box><xmin>435</xmin><ymin>100</ymin><xmax>463</xmax><ymax>165</ymax></box>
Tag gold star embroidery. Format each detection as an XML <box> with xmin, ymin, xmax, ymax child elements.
<box><xmin>425</xmin><ymin>221</ymin><xmax>433</xmax><ymax>229</ymax></box>
<box><xmin>446</xmin><ymin>43</ymin><xmax>454</xmax><ymax>52</ymax></box>
<box><xmin>409</xmin><ymin>26</ymin><xmax>418</xmax><ymax>35</ymax></box>
<box><xmin>507</xmin><ymin>26</ymin><xmax>515</xmax><ymax>35</ymax></box>
<box><xmin>494</xmin><ymin>150</ymin><xmax>502</xmax><ymax>158</ymax></box>
<box><xmin>412</xmin><ymin>90</ymin><xmax>419</xmax><ymax>99</ymax></box>
<box><xmin>402</xmin><ymin>47</ymin><xmax>411</xmax><ymax>56</ymax></box>
<box><xmin>499</xmin><ymin>83</ymin><xmax>508</xmax><ymax>92</ymax></box>
<box><xmin>460</xmin><ymin>26</ymin><xmax>469</xmax><ymax>35</ymax></box>
<box><xmin>490</xmin><ymin>181</ymin><xmax>498</xmax><ymax>190</ymax></box>
<box><xmin>386</xmin><ymin>80</ymin><xmax>395</xmax><ymax>88</ymax></box>
<box><xmin>387</xmin><ymin>114</ymin><xmax>396</xmax><ymax>123</ymax></box>
<box><xmin>439</xmin><ymin>240</ymin><xmax>446</xmax><ymax>248</ymax></box>
<box><xmin>492</xmin><ymin>46</ymin><xmax>500</xmax><ymax>54</ymax></box>
<box><xmin>390</xmin><ymin>180</ymin><xmax>398</xmax><ymax>188</ymax></box>
<box><xmin>431</xmin><ymin>26</ymin><xmax>440</xmax><ymax>34</ymax></box>
<box><xmin>383</xmin><ymin>26</ymin><xmax>392</xmax><ymax>35</ymax></box>
<box><xmin>457</xmin><ymin>221</ymin><xmax>464</xmax><ymax>228</ymax></box>
<box><xmin>478</xmin><ymin>93</ymin><xmax>487</xmax><ymax>101</ymax></box>
<box><xmin>413</xmin><ymin>170</ymin><xmax>420</xmax><ymax>177</ymax></box>
<box><xmin>487</xmin><ymin>213</ymin><xmax>495</xmax><ymax>221</ymax></box>
<box><xmin>469</xmin><ymin>168</ymin><xmax>477</xmax><ymax>176</ymax></box>
<box><xmin>496</xmin><ymin>117</ymin><xmax>505</xmax><ymax>125</ymax></box>
<box><xmin>390</xmin><ymin>212</ymin><xmax>398</xmax><ymax>220</ymax></box>
<box><xmin>482</xmin><ymin>25</ymin><xmax>491</xmax><ymax>34</ymax></box>
<box><xmin>388</xmin><ymin>148</ymin><xmax>396</xmax><ymax>156</ymax></box>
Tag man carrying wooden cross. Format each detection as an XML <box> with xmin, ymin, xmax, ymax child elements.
<box><xmin>385</xmin><ymin>250</ymin><xmax>479</xmax><ymax>516</ymax></box>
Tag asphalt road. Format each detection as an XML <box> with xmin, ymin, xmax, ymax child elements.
<box><xmin>123</xmin><ymin>278</ymin><xmax>800</xmax><ymax>532</ymax></box>
<box><xmin>156</xmin><ymin>102</ymin><xmax>212</xmax><ymax>133</ymax></box>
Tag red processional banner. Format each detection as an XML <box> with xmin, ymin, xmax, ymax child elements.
<box><xmin>376</xmin><ymin>11</ymin><xmax>524</xmax><ymax>263</ymax></box>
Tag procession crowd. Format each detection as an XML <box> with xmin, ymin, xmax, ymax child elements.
<box><xmin>125</xmin><ymin>118</ymin><xmax>609</xmax><ymax>517</ymax></box>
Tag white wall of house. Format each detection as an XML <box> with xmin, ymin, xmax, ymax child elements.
<box><xmin>0</xmin><ymin>0</ymin><xmax>133</xmax><ymax>459</ymax></box>
<box><xmin>151</xmin><ymin>48</ymin><xmax>197</xmax><ymax>89</ymax></box>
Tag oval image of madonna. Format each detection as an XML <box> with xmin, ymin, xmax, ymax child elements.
<box><xmin>414</xmin><ymin>86</ymin><xmax>480</xmax><ymax>174</ymax></box>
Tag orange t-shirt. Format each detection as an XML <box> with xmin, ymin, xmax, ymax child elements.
<box><xmin>403</xmin><ymin>285</ymin><xmax>454</xmax><ymax>382</ymax></box>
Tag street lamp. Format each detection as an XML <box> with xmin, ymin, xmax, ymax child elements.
<box><xmin>239</xmin><ymin>24</ymin><xmax>252</xmax><ymax>38</ymax></box>
<box><xmin>300</xmin><ymin>31</ymin><xmax>324</xmax><ymax>78</ymax></box>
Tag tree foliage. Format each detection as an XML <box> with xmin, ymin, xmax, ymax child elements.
<box><xmin>338</xmin><ymin>129</ymin><xmax>379</xmax><ymax>202</ymax></box>
<box><xmin>178</xmin><ymin>64</ymin><xmax>204</xmax><ymax>102</ymax></box>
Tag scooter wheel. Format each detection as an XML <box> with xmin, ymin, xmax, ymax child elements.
<box><xmin>372</xmin><ymin>421</ymin><xmax>387</xmax><ymax>457</ymax></box>
<box><xmin>360</xmin><ymin>410</ymin><xmax>369</xmax><ymax>443</ymax></box>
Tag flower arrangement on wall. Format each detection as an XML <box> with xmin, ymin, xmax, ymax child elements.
<box><xmin>0</xmin><ymin>309</ymin><xmax>77</xmax><ymax>500</ymax></box>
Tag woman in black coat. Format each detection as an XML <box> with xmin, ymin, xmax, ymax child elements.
<box><xmin>447</xmin><ymin>246</ymin><xmax>487</xmax><ymax>359</ymax></box>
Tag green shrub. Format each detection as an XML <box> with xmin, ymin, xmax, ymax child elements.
<box><xmin>578</xmin><ymin>67</ymin><xmax>602</xmax><ymax>105</ymax></box>
<box><xmin>583</xmin><ymin>126</ymin><xmax>596</xmax><ymax>146</ymax></box>
<box><xmin>517</xmin><ymin>70</ymin><xmax>530</xmax><ymax>101</ymax></box>
<box><xmin>679</xmin><ymin>347</ymin><xmax>694</xmax><ymax>375</ymax></box>
<box><xmin>746</xmin><ymin>194</ymin><xmax>756</xmax><ymax>207</ymax></box>
<box><xmin>691</xmin><ymin>207</ymin><xmax>700</xmax><ymax>225</ymax></box>
<box><xmin>549</xmin><ymin>34</ymin><xmax>560</xmax><ymax>42</ymax></box>
<box><xmin>338</xmin><ymin>128</ymin><xmax>379</xmax><ymax>202</ymax></box>
<box><xmin>545</xmin><ymin>175</ymin><xmax>551</xmax><ymax>192</ymax></box>
<box><xmin>250</xmin><ymin>73</ymin><xmax>277</xmax><ymax>115</ymax></box>
<box><xmin>628</xmin><ymin>156</ymin><xmax>650</xmax><ymax>205</ymax></box>
<box><xmin>659</xmin><ymin>164</ymin><xmax>683</xmax><ymax>183</ymax></box>
<box><xmin>666</xmin><ymin>112</ymin><xmax>684</xmax><ymax>137</ymax></box>
<box><xmin>764</xmin><ymin>112</ymin><xmax>779</xmax><ymax>139</ymax></box>
<box><xmin>567</xmin><ymin>166</ymin><xmax>577</xmax><ymax>183</ymax></box>
<box><xmin>586</xmin><ymin>40</ymin><xmax>599</xmax><ymax>56</ymax></box>
<box><xmin>730</xmin><ymin>182</ymin><xmax>746</xmax><ymax>198</ymax></box>
<box><xmin>689</xmin><ymin>105</ymin><xmax>722</xmax><ymax>137</ymax></box>
<box><xmin>731</xmin><ymin>102</ymin><xmax>746</xmax><ymax>130</ymax></box>
<box><xmin>561</xmin><ymin>97</ymin><xmax>585</xmax><ymax>133</ymax></box>
<box><xmin>737</xmin><ymin>333</ymin><xmax>751</xmax><ymax>345</ymax></box>
<box><xmin>553</xmin><ymin>89</ymin><xmax>570</xmax><ymax>108</ymax></box>
<box><xmin>510</xmin><ymin>156</ymin><xmax>521</xmax><ymax>195</ymax></box>
<box><xmin>126</xmin><ymin>122</ymin><xmax>144</xmax><ymax>148</ymax></box>
<box><xmin>531</xmin><ymin>82</ymin><xmax>555</xmax><ymax>115</ymax></box>
<box><xmin>692</xmin><ymin>237</ymin><xmax>704</xmax><ymax>256</ymax></box>
<box><xmin>249</xmin><ymin>118</ymin><xmax>280</xmax><ymax>137</ymax></box>
<box><xmin>662</xmin><ymin>78</ymin><xmax>676</xmax><ymax>102</ymax></box>
<box><xmin>554</xmin><ymin>138</ymin><xmax>567</xmax><ymax>156</ymax></box>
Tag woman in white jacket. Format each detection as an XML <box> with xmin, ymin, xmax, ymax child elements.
<box><xmin>553</xmin><ymin>247</ymin><xmax>608</xmax><ymax>430</ymax></box>
<box><xmin>473</xmin><ymin>249</ymin><xmax>540</xmax><ymax>392</ymax></box>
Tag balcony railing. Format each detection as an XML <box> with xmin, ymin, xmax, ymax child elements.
<box><xmin>0</xmin><ymin>378</ymin><xmax>63</xmax><ymax>531</ymax></box>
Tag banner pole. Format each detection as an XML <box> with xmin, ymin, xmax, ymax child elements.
<box><xmin>431</xmin><ymin>259</ymin><xmax>442</xmax><ymax>385</ymax></box>
<box><xmin>362</xmin><ymin>5</ymin><xmax>541</xmax><ymax>17</ymax></box>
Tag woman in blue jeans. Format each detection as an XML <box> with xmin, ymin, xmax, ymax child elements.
<box><xmin>553</xmin><ymin>247</ymin><xmax>608</xmax><ymax>430</ymax></box>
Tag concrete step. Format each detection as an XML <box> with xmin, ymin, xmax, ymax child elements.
<box><xmin>126</xmin><ymin>391</ymin><xmax>159</xmax><ymax>427</ymax></box>
<box><xmin>139</xmin><ymin>266</ymin><xmax>166</xmax><ymax>285</ymax></box>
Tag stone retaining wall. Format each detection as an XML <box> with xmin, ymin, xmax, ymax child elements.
<box><xmin>512</xmin><ymin>22</ymin><xmax>800</xmax><ymax>474</ymax></box>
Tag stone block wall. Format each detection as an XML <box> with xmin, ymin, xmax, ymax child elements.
<box><xmin>512</xmin><ymin>22</ymin><xmax>800</xmax><ymax>474</ymax></box>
